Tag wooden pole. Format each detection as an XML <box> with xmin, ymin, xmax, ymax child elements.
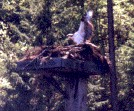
<box><xmin>65</xmin><ymin>77</ymin><xmax>88</xmax><ymax>111</ymax></box>
<box><xmin>107</xmin><ymin>0</ymin><xmax>118</xmax><ymax>111</ymax></box>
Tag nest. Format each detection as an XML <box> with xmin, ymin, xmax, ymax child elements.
<box><xmin>17</xmin><ymin>43</ymin><xmax>110</xmax><ymax>74</ymax></box>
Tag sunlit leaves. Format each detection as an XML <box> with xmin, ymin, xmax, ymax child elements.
<box><xmin>0</xmin><ymin>0</ymin><xmax>133</xmax><ymax>110</ymax></box>
<box><xmin>116</xmin><ymin>31</ymin><xmax>134</xmax><ymax>110</ymax></box>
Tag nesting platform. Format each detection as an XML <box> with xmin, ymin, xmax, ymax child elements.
<box><xmin>16</xmin><ymin>43</ymin><xmax>110</xmax><ymax>76</ymax></box>
<box><xmin>15</xmin><ymin>43</ymin><xmax>110</xmax><ymax>111</ymax></box>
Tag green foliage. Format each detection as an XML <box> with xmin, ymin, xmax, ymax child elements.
<box><xmin>87</xmin><ymin>76</ymin><xmax>110</xmax><ymax>110</ymax></box>
<box><xmin>114</xmin><ymin>0</ymin><xmax>134</xmax><ymax>46</ymax></box>
<box><xmin>0</xmin><ymin>0</ymin><xmax>133</xmax><ymax>111</ymax></box>
<box><xmin>116</xmin><ymin>32</ymin><xmax>134</xmax><ymax>110</ymax></box>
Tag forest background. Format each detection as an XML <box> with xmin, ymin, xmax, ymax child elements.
<box><xmin>0</xmin><ymin>0</ymin><xmax>134</xmax><ymax>111</ymax></box>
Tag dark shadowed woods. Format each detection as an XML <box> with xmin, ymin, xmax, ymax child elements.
<box><xmin>0</xmin><ymin>0</ymin><xmax>134</xmax><ymax>111</ymax></box>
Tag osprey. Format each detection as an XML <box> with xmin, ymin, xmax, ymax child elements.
<box><xmin>67</xmin><ymin>10</ymin><xmax>94</xmax><ymax>45</ymax></box>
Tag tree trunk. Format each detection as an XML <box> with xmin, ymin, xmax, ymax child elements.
<box><xmin>107</xmin><ymin>0</ymin><xmax>118</xmax><ymax>111</ymax></box>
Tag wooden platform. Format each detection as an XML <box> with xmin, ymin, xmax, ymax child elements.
<box><xmin>16</xmin><ymin>57</ymin><xmax>109</xmax><ymax>75</ymax></box>
<box><xmin>15</xmin><ymin>43</ymin><xmax>110</xmax><ymax>76</ymax></box>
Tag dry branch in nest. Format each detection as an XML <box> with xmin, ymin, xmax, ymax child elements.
<box><xmin>17</xmin><ymin>43</ymin><xmax>110</xmax><ymax>75</ymax></box>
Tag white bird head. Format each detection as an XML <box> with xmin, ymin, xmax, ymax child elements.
<box><xmin>81</xmin><ymin>10</ymin><xmax>93</xmax><ymax>22</ymax></box>
<box><xmin>86</xmin><ymin>10</ymin><xmax>93</xmax><ymax>21</ymax></box>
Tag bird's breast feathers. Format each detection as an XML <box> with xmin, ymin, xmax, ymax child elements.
<box><xmin>72</xmin><ymin>31</ymin><xmax>86</xmax><ymax>44</ymax></box>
